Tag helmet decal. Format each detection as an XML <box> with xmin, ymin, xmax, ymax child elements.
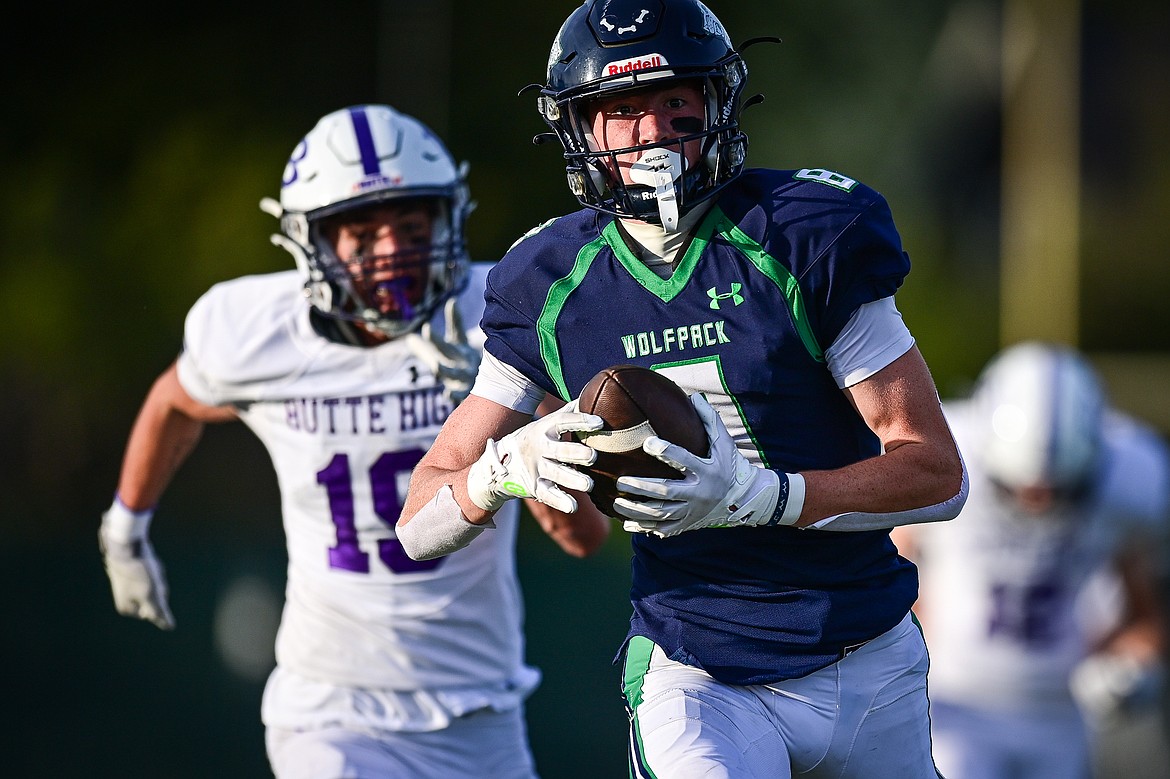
<box><xmin>348</xmin><ymin>107</ymin><xmax>383</xmax><ymax>177</ymax></box>
<box><xmin>695</xmin><ymin>2</ymin><xmax>729</xmax><ymax>42</ymax></box>
<box><xmin>595</xmin><ymin>3</ymin><xmax>660</xmax><ymax>42</ymax></box>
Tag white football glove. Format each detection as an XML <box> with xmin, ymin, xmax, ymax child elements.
<box><xmin>613</xmin><ymin>393</ymin><xmax>800</xmax><ymax>538</ymax></box>
<box><xmin>404</xmin><ymin>297</ymin><xmax>481</xmax><ymax>405</ymax></box>
<box><xmin>99</xmin><ymin>498</ymin><xmax>175</xmax><ymax>630</ymax></box>
<box><xmin>467</xmin><ymin>400</ymin><xmax>603</xmax><ymax>514</ymax></box>
<box><xmin>1070</xmin><ymin>653</ymin><xmax>1164</xmax><ymax>720</ymax></box>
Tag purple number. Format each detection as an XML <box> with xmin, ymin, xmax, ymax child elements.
<box><xmin>317</xmin><ymin>450</ymin><xmax>444</xmax><ymax>574</ymax></box>
<box><xmin>319</xmin><ymin>454</ymin><xmax>369</xmax><ymax>573</ymax></box>
<box><xmin>370</xmin><ymin>450</ymin><xmax>443</xmax><ymax>573</ymax></box>
<box><xmin>987</xmin><ymin>581</ymin><xmax>1062</xmax><ymax>646</ymax></box>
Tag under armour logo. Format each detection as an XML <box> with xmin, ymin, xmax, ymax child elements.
<box><xmin>408</xmin><ymin>365</ymin><xmax>420</xmax><ymax>383</ymax></box>
<box><xmin>707</xmin><ymin>283</ymin><xmax>744</xmax><ymax>310</ymax></box>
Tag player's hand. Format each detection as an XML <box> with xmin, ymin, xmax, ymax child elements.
<box><xmin>99</xmin><ymin>500</ymin><xmax>175</xmax><ymax>630</ymax></box>
<box><xmin>467</xmin><ymin>401</ymin><xmax>603</xmax><ymax>514</ymax></box>
<box><xmin>404</xmin><ymin>298</ymin><xmax>481</xmax><ymax>405</ymax></box>
<box><xmin>1071</xmin><ymin>653</ymin><xmax>1164</xmax><ymax>720</ymax></box>
<box><xmin>613</xmin><ymin>393</ymin><xmax>786</xmax><ymax>537</ymax></box>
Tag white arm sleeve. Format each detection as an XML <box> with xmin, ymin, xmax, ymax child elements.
<box><xmin>396</xmin><ymin>485</ymin><xmax>495</xmax><ymax>561</ymax></box>
<box><xmin>806</xmin><ymin>454</ymin><xmax>969</xmax><ymax>531</ymax></box>
<box><xmin>470</xmin><ymin>351</ymin><xmax>546</xmax><ymax>414</ymax></box>
<box><xmin>825</xmin><ymin>296</ymin><xmax>915</xmax><ymax>388</ymax></box>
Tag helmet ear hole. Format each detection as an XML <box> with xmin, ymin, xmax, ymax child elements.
<box><xmin>282</xmin><ymin>213</ymin><xmax>310</xmax><ymax>247</ymax></box>
<box><xmin>303</xmin><ymin>279</ymin><xmax>334</xmax><ymax>315</ymax></box>
<box><xmin>705</xmin><ymin>139</ymin><xmax>720</xmax><ymax>174</ymax></box>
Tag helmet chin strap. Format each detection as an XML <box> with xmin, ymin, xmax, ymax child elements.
<box><xmin>628</xmin><ymin>148</ymin><xmax>682</xmax><ymax>233</ymax></box>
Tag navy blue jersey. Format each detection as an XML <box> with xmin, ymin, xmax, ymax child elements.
<box><xmin>483</xmin><ymin>168</ymin><xmax>919</xmax><ymax>684</ymax></box>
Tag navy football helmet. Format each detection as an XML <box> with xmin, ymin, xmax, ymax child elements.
<box><xmin>535</xmin><ymin>0</ymin><xmax>762</xmax><ymax>227</ymax></box>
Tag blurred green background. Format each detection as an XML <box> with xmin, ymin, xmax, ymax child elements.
<box><xmin>4</xmin><ymin>1</ymin><xmax>1169</xmax><ymax>776</ymax></box>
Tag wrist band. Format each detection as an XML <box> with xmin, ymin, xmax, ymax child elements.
<box><xmin>767</xmin><ymin>472</ymin><xmax>805</xmax><ymax>526</ymax></box>
<box><xmin>101</xmin><ymin>494</ymin><xmax>155</xmax><ymax>543</ymax></box>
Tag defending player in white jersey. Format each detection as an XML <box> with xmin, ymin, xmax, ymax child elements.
<box><xmin>893</xmin><ymin>341</ymin><xmax>1169</xmax><ymax>779</ymax></box>
<box><xmin>98</xmin><ymin>104</ymin><xmax>609</xmax><ymax>779</ymax></box>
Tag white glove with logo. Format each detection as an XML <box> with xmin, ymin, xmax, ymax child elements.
<box><xmin>404</xmin><ymin>298</ymin><xmax>481</xmax><ymax>405</ymax></box>
<box><xmin>467</xmin><ymin>400</ymin><xmax>603</xmax><ymax>514</ymax></box>
<box><xmin>613</xmin><ymin>393</ymin><xmax>803</xmax><ymax>537</ymax></box>
<box><xmin>99</xmin><ymin>498</ymin><xmax>175</xmax><ymax>630</ymax></box>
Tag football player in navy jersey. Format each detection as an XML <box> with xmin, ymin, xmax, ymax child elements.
<box><xmin>99</xmin><ymin>104</ymin><xmax>608</xmax><ymax>779</ymax></box>
<box><xmin>398</xmin><ymin>2</ymin><xmax>967</xmax><ymax>777</ymax></box>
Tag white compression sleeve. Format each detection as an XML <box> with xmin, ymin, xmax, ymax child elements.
<box><xmin>470</xmin><ymin>351</ymin><xmax>546</xmax><ymax>414</ymax></box>
<box><xmin>396</xmin><ymin>485</ymin><xmax>495</xmax><ymax>560</ymax></box>
<box><xmin>825</xmin><ymin>296</ymin><xmax>915</xmax><ymax>389</ymax></box>
<box><xmin>805</xmin><ymin>457</ymin><xmax>969</xmax><ymax>532</ymax></box>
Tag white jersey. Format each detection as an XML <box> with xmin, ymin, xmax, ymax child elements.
<box><xmin>909</xmin><ymin>400</ymin><xmax>1169</xmax><ymax>713</ymax></box>
<box><xmin>176</xmin><ymin>265</ymin><xmax>538</xmax><ymax>710</ymax></box>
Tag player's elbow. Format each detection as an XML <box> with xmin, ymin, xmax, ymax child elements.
<box><xmin>930</xmin><ymin>449</ymin><xmax>969</xmax><ymax>522</ymax></box>
<box><xmin>917</xmin><ymin>434</ymin><xmax>965</xmax><ymax>508</ymax></box>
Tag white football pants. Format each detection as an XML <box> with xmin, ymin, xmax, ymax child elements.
<box><xmin>265</xmin><ymin>706</ymin><xmax>539</xmax><ymax>779</ymax></box>
<box><xmin>623</xmin><ymin>611</ymin><xmax>941</xmax><ymax>778</ymax></box>
<box><xmin>929</xmin><ymin>699</ymin><xmax>1091</xmax><ymax>779</ymax></box>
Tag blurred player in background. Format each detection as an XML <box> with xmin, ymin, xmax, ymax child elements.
<box><xmin>397</xmin><ymin>1</ymin><xmax>967</xmax><ymax>776</ymax></box>
<box><xmin>893</xmin><ymin>341</ymin><xmax>1169</xmax><ymax>779</ymax></box>
<box><xmin>98</xmin><ymin>103</ymin><xmax>608</xmax><ymax>779</ymax></box>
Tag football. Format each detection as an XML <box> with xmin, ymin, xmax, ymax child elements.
<box><xmin>574</xmin><ymin>365</ymin><xmax>709</xmax><ymax>516</ymax></box>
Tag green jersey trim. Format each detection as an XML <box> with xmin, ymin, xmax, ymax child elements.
<box><xmin>603</xmin><ymin>209</ymin><xmax>722</xmax><ymax>303</ymax></box>
<box><xmin>717</xmin><ymin>210</ymin><xmax>825</xmax><ymax>364</ymax></box>
<box><xmin>537</xmin><ymin>233</ymin><xmax>609</xmax><ymax>399</ymax></box>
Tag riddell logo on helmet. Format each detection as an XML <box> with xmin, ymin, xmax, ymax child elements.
<box><xmin>606</xmin><ymin>53</ymin><xmax>668</xmax><ymax>76</ymax></box>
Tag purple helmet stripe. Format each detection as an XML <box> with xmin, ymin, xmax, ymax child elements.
<box><xmin>1042</xmin><ymin>348</ymin><xmax>1062</xmax><ymax>480</ymax></box>
<box><xmin>348</xmin><ymin>107</ymin><xmax>381</xmax><ymax>176</ymax></box>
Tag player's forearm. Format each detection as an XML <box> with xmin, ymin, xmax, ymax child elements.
<box><xmin>116</xmin><ymin>372</ymin><xmax>205</xmax><ymax>510</ymax></box>
<box><xmin>396</xmin><ymin>456</ymin><xmax>501</xmax><ymax>562</ymax></box>
<box><xmin>401</xmin><ymin>459</ymin><xmax>495</xmax><ymax>527</ymax></box>
<box><xmin>116</xmin><ymin>363</ymin><xmax>237</xmax><ymax>510</ymax></box>
<box><xmin>117</xmin><ymin>397</ymin><xmax>206</xmax><ymax>511</ymax></box>
<box><xmin>1098</xmin><ymin>622</ymin><xmax>1164</xmax><ymax>664</ymax></box>
<box><xmin>795</xmin><ymin>438</ymin><xmax>965</xmax><ymax>529</ymax></box>
<box><xmin>1100</xmin><ymin>552</ymin><xmax>1168</xmax><ymax>661</ymax></box>
<box><xmin>400</xmin><ymin>396</ymin><xmax>548</xmax><ymax>528</ymax></box>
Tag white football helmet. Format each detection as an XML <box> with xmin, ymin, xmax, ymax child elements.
<box><xmin>971</xmin><ymin>341</ymin><xmax>1106</xmax><ymax>494</ymax></box>
<box><xmin>260</xmin><ymin>104</ymin><xmax>471</xmax><ymax>338</ymax></box>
